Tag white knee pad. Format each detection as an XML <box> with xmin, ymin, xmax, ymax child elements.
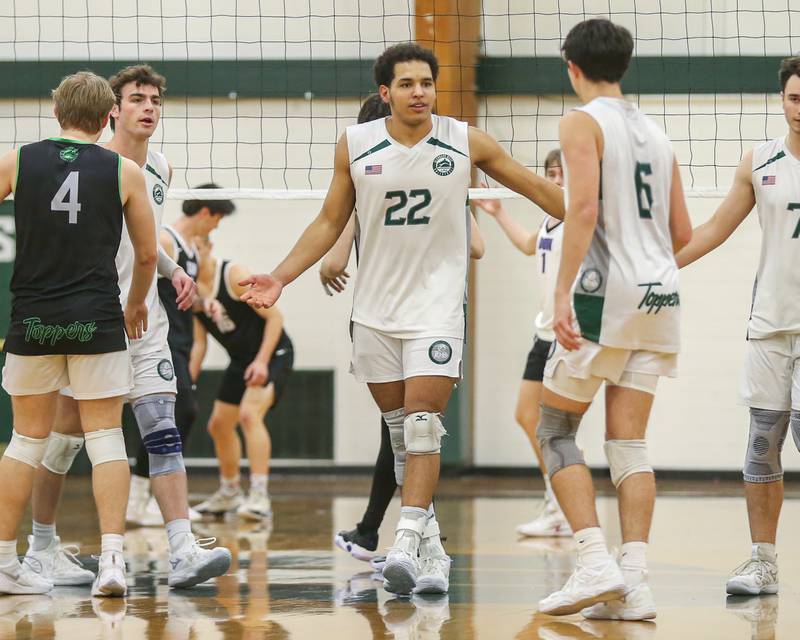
<box><xmin>42</xmin><ymin>432</ymin><xmax>84</xmax><ymax>475</ymax></box>
<box><xmin>404</xmin><ymin>412</ymin><xmax>446</xmax><ymax>455</ymax></box>
<box><xmin>4</xmin><ymin>430</ymin><xmax>48</xmax><ymax>468</ymax></box>
<box><xmin>604</xmin><ymin>439</ymin><xmax>653</xmax><ymax>488</ymax></box>
<box><xmin>84</xmin><ymin>427</ymin><xmax>128</xmax><ymax>467</ymax></box>
<box><xmin>383</xmin><ymin>408</ymin><xmax>406</xmax><ymax>485</ymax></box>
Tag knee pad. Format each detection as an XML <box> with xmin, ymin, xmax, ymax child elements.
<box><xmin>536</xmin><ymin>405</ymin><xmax>584</xmax><ymax>478</ymax></box>
<box><xmin>84</xmin><ymin>427</ymin><xmax>128</xmax><ymax>466</ymax></box>
<box><xmin>132</xmin><ymin>395</ymin><xmax>185</xmax><ymax>477</ymax></box>
<box><xmin>744</xmin><ymin>408</ymin><xmax>789</xmax><ymax>483</ymax></box>
<box><xmin>4</xmin><ymin>430</ymin><xmax>48</xmax><ymax>468</ymax></box>
<box><xmin>404</xmin><ymin>412</ymin><xmax>447</xmax><ymax>455</ymax></box>
<box><xmin>604</xmin><ymin>439</ymin><xmax>652</xmax><ymax>488</ymax></box>
<box><xmin>41</xmin><ymin>432</ymin><xmax>84</xmax><ymax>475</ymax></box>
<box><xmin>383</xmin><ymin>408</ymin><xmax>406</xmax><ymax>485</ymax></box>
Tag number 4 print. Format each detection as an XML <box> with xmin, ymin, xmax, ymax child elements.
<box><xmin>51</xmin><ymin>171</ymin><xmax>81</xmax><ymax>224</ymax></box>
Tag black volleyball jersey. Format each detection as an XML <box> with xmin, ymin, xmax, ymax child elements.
<box><xmin>6</xmin><ymin>138</ymin><xmax>126</xmax><ymax>355</ymax></box>
<box><xmin>157</xmin><ymin>225</ymin><xmax>198</xmax><ymax>357</ymax></box>
<box><xmin>197</xmin><ymin>260</ymin><xmax>292</xmax><ymax>361</ymax></box>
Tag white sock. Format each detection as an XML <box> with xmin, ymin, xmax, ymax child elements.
<box><xmin>619</xmin><ymin>541</ymin><xmax>648</xmax><ymax>585</ymax></box>
<box><xmin>250</xmin><ymin>473</ymin><xmax>268</xmax><ymax>494</ymax></box>
<box><xmin>101</xmin><ymin>534</ymin><xmax>124</xmax><ymax>558</ymax></box>
<box><xmin>221</xmin><ymin>475</ymin><xmax>240</xmax><ymax>493</ymax></box>
<box><xmin>166</xmin><ymin>519</ymin><xmax>193</xmax><ymax>553</ymax></box>
<box><xmin>574</xmin><ymin>527</ymin><xmax>611</xmax><ymax>569</ymax></box>
<box><xmin>394</xmin><ymin>506</ymin><xmax>427</xmax><ymax>555</ymax></box>
<box><xmin>0</xmin><ymin>540</ymin><xmax>17</xmax><ymax>567</ymax></box>
<box><xmin>754</xmin><ymin>542</ymin><xmax>777</xmax><ymax>563</ymax></box>
<box><xmin>31</xmin><ymin>520</ymin><xmax>56</xmax><ymax>552</ymax></box>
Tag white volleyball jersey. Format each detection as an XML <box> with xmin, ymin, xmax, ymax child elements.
<box><xmin>348</xmin><ymin>115</ymin><xmax>471</xmax><ymax>339</ymax></box>
<box><xmin>534</xmin><ymin>216</ymin><xmax>564</xmax><ymax>342</ymax></box>
<box><xmin>568</xmin><ymin>97</ymin><xmax>680</xmax><ymax>353</ymax></box>
<box><xmin>116</xmin><ymin>149</ymin><xmax>170</xmax><ymax>355</ymax></box>
<box><xmin>749</xmin><ymin>137</ymin><xmax>800</xmax><ymax>339</ymax></box>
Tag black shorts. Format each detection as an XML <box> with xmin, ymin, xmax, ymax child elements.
<box><xmin>217</xmin><ymin>348</ymin><xmax>294</xmax><ymax>407</ymax></box>
<box><xmin>170</xmin><ymin>347</ymin><xmax>193</xmax><ymax>393</ymax></box>
<box><xmin>522</xmin><ymin>337</ymin><xmax>553</xmax><ymax>382</ymax></box>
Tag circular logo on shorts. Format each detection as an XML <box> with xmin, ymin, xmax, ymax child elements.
<box><xmin>579</xmin><ymin>268</ymin><xmax>603</xmax><ymax>294</ymax></box>
<box><xmin>152</xmin><ymin>183</ymin><xmax>165</xmax><ymax>205</ymax></box>
<box><xmin>59</xmin><ymin>146</ymin><xmax>79</xmax><ymax>163</ymax></box>
<box><xmin>432</xmin><ymin>154</ymin><xmax>455</xmax><ymax>176</ymax></box>
<box><xmin>428</xmin><ymin>340</ymin><xmax>452</xmax><ymax>365</ymax></box>
<box><xmin>157</xmin><ymin>359</ymin><xmax>174</xmax><ymax>380</ymax></box>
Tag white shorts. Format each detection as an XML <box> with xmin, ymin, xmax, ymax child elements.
<box><xmin>126</xmin><ymin>343</ymin><xmax>177</xmax><ymax>400</ymax></box>
<box><xmin>2</xmin><ymin>351</ymin><xmax>132</xmax><ymax>400</ymax></box>
<box><xmin>740</xmin><ymin>334</ymin><xmax>800</xmax><ymax>411</ymax></box>
<box><xmin>349</xmin><ymin>323</ymin><xmax>463</xmax><ymax>383</ymax></box>
<box><xmin>543</xmin><ymin>340</ymin><xmax>677</xmax><ymax>403</ymax></box>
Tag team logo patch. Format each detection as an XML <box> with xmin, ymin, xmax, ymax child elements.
<box><xmin>432</xmin><ymin>154</ymin><xmax>455</xmax><ymax>176</ymax></box>
<box><xmin>428</xmin><ymin>340</ymin><xmax>453</xmax><ymax>365</ymax></box>
<box><xmin>157</xmin><ymin>359</ymin><xmax>174</xmax><ymax>381</ymax></box>
<box><xmin>152</xmin><ymin>183</ymin><xmax>165</xmax><ymax>205</ymax></box>
<box><xmin>579</xmin><ymin>268</ymin><xmax>603</xmax><ymax>294</ymax></box>
<box><xmin>59</xmin><ymin>146</ymin><xmax>79</xmax><ymax>163</ymax></box>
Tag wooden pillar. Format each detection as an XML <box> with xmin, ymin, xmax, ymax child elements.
<box><xmin>415</xmin><ymin>1</ymin><xmax>480</xmax><ymax>467</ymax></box>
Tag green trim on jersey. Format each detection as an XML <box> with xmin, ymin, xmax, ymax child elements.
<box><xmin>48</xmin><ymin>137</ymin><xmax>91</xmax><ymax>145</ymax></box>
<box><xmin>117</xmin><ymin>154</ymin><xmax>123</xmax><ymax>206</ymax></box>
<box><xmin>574</xmin><ymin>293</ymin><xmax>604</xmax><ymax>343</ymax></box>
<box><xmin>145</xmin><ymin>163</ymin><xmax>168</xmax><ymax>185</ymax></box>
<box><xmin>427</xmin><ymin>137</ymin><xmax>468</xmax><ymax>158</ymax></box>
<box><xmin>350</xmin><ymin>139</ymin><xmax>391</xmax><ymax>164</ymax></box>
<box><xmin>753</xmin><ymin>150</ymin><xmax>785</xmax><ymax>172</ymax></box>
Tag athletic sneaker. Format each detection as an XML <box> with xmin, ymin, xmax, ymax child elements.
<box><xmin>125</xmin><ymin>488</ymin><xmax>149</xmax><ymax>525</ymax></box>
<box><xmin>193</xmin><ymin>487</ymin><xmax>244</xmax><ymax>515</ymax></box>
<box><xmin>517</xmin><ymin>496</ymin><xmax>572</xmax><ymax>538</ymax></box>
<box><xmin>414</xmin><ymin>555</ymin><xmax>451</xmax><ymax>594</ymax></box>
<box><xmin>581</xmin><ymin>580</ymin><xmax>657</xmax><ymax>620</ymax></box>
<box><xmin>91</xmin><ymin>552</ymin><xmax>127</xmax><ymax>597</ymax></box>
<box><xmin>135</xmin><ymin>496</ymin><xmax>204</xmax><ymax>527</ymax></box>
<box><xmin>334</xmin><ymin>526</ymin><xmax>378</xmax><ymax>562</ymax></box>
<box><xmin>383</xmin><ymin>547</ymin><xmax>419</xmax><ymax>595</ymax></box>
<box><xmin>0</xmin><ymin>558</ymin><xmax>53</xmax><ymax>595</ymax></box>
<box><xmin>24</xmin><ymin>536</ymin><xmax>94</xmax><ymax>586</ymax></box>
<box><xmin>370</xmin><ymin>555</ymin><xmax>387</xmax><ymax>571</ymax></box>
<box><xmin>236</xmin><ymin>490</ymin><xmax>272</xmax><ymax>521</ymax></box>
<box><xmin>168</xmin><ymin>537</ymin><xmax>232</xmax><ymax>588</ymax></box>
<box><xmin>538</xmin><ymin>558</ymin><xmax>626</xmax><ymax>616</ymax></box>
<box><xmin>726</xmin><ymin>549</ymin><xmax>779</xmax><ymax>595</ymax></box>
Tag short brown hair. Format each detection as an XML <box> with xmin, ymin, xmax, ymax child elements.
<box><xmin>779</xmin><ymin>56</ymin><xmax>800</xmax><ymax>91</ymax></box>
<box><xmin>108</xmin><ymin>64</ymin><xmax>166</xmax><ymax>130</ymax></box>
<box><xmin>544</xmin><ymin>148</ymin><xmax>561</xmax><ymax>170</ymax></box>
<box><xmin>51</xmin><ymin>71</ymin><xmax>115</xmax><ymax>134</ymax></box>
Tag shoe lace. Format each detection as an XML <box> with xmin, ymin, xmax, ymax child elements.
<box><xmin>732</xmin><ymin>557</ymin><xmax>774</xmax><ymax>580</ymax></box>
<box><xmin>56</xmin><ymin>544</ymin><xmax>86</xmax><ymax>569</ymax></box>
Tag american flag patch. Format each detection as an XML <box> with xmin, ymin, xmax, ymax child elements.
<box><xmin>762</xmin><ymin>175</ymin><xmax>776</xmax><ymax>185</ymax></box>
<box><xmin>365</xmin><ymin>164</ymin><xmax>382</xmax><ymax>175</ymax></box>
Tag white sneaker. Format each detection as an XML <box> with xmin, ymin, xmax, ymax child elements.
<box><xmin>383</xmin><ymin>548</ymin><xmax>419</xmax><ymax>595</ymax></box>
<box><xmin>91</xmin><ymin>552</ymin><xmax>127</xmax><ymax>597</ymax></box>
<box><xmin>126</xmin><ymin>490</ymin><xmax>149</xmax><ymax>525</ymax></box>
<box><xmin>581</xmin><ymin>580</ymin><xmax>657</xmax><ymax>620</ymax></box>
<box><xmin>414</xmin><ymin>555</ymin><xmax>451</xmax><ymax>594</ymax></box>
<box><xmin>726</xmin><ymin>549</ymin><xmax>779</xmax><ymax>595</ymax></box>
<box><xmin>24</xmin><ymin>536</ymin><xmax>94</xmax><ymax>586</ymax></box>
<box><xmin>236</xmin><ymin>490</ymin><xmax>272</xmax><ymax>521</ymax></box>
<box><xmin>516</xmin><ymin>507</ymin><xmax>572</xmax><ymax>538</ymax></box>
<box><xmin>136</xmin><ymin>495</ymin><xmax>165</xmax><ymax>527</ymax></box>
<box><xmin>193</xmin><ymin>487</ymin><xmax>244</xmax><ymax>515</ymax></box>
<box><xmin>168</xmin><ymin>537</ymin><xmax>232</xmax><ymax>588</ymax></box>
<box><xmin>538</xmin><ymin>558</ymin><xmax>626</xmax><ymax>616</ymax></box>
<box><xmin>370</xmin><ymin>555</ymin><xmax>387</xmax><ymax>571</ymax></box>
<box><xmin>0</xmin><ymin>558</ymin><xmax>53</xmax><ymax>595</ymax></box>
<box><xmin>188</xmin><ymin>506</ymin><xmax>203</xmax><ymax>522</ymax></box>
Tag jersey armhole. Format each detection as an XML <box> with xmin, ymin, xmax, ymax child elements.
<box><xmin>117</xmin><ymin>154</ymin><xmax>123</xmax><ymax>207</ymax></box>
<box><xmin>13</xmin><ymin>147</ymin><xmax>21</xmax><ymax>193</ymax></box>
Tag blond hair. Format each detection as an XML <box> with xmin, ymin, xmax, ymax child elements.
<box><xmin>51</xmin><ymin>71</ymin><xmax>115</xmax><ymax>134</ymax></box>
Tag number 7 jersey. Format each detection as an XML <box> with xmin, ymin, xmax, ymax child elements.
<box><xmin>749</xmin><ymin>137</ymin><xmax>800</xmax><ymax>339</ymax></box>
<box><xmin>347</xmin><ymin>114</ymin><xmax>471</xmax><ymax>339</ymax></box>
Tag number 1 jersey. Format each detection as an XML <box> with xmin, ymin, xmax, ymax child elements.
<box><xmin>6</xmin><ymin>138</ymin><xmax>125</xmax><ymax>355</ymax></box>
<box><xmin>347</xmin><ymin>114</ymin><xmax>471</xmax><ymax>339</ymax></box>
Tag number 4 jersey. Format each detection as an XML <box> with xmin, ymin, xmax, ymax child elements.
<box><xmin>749</xmin><ymin>137</ymin><xmax>800</xmax><ymax>339</ymax></box>
<box><xmin>347</xmin><ymin>114</ymin><xmax>471</xmax><ymax>339</ymax></box>
<box><xmin>6</xmin><ymin>138</ymin><xmax>126</xmax><ymax>356</ymax></box>
<box><xmin>567</xmin><ymin>97</ymin><xmax>680</xmax><ymax>353</ymax></box>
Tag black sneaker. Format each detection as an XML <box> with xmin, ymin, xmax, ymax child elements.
<box><xmin>334</xmin><ymin>526</ymin><xmax>379</xmax><ymax>562</ymax></box>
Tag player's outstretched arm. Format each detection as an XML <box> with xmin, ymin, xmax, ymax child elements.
<box><xmin>241</xmin><ymin>133</ymin><xmax>356</xmax><ymax>308</ymax></box>
<box><xmin>0</xmin><ymin>149</ymin><xmax>17</xmax><ymax>201</ymax></box>
<box><xmin>468</xmin><ymin>127</ymin><xmax>565</xmax><ymax>221</ymax></box>
<box><xmin>675</xmin><ymin>150</ymin><xmax>755</xmax><ymax>269</ymax></box>
<box><xmin>474</xmin><ymin>188</ymin><xmax>538</xmax><ymax>255</ymax></box>
<box><xmin>469</xmin><ymin>212</ymin><xmax>485</xmax><ymax>259</ymax></box>
<box><xmin>120</xmin><ymin>157</ymin><xmax>158</xmax><ymax>339</ymax></box>
<box><xmin>189</xmin><ymin>317</ymin><xmax>207</xmax><ymax>383</ymax></box>
<box><xmin>319</xmin><ymin>212</ymin><xmax>355</xmax><ymax>295</ymax></box>
<box><xmin>553</xmin><ymin>110</ymin><xmax>602</xmax><ymax>351</ymax></box>
<box><xmin>668</xmin><ymin>157</ymin><xmax>692</xmax><ymax>254</ymax></box>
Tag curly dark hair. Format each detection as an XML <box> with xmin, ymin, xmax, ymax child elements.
<box><xmin>373</xmin><ymin>43</ymin><xmax>439</xmax><ymax>87</ymax></box>
<box><xmin>779</xmin><ymin>56</ymin><xmax>800</xmax><ymax>91</ymax></box>
<box><xmin>561</xmin><ymin>19</ymin><xmax>634</xmax><ymax>83</ymax></box>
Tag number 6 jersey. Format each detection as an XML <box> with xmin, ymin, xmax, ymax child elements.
<box><xmin>6</xmin><ymin>138</ymin><xmax>125</xmax><ymax>355</ymax></box>
<box><xmin>567</xmin><ymin>97</ymin><xmax>680</xmax><ymax>353</ymax></box>
<box><xmin>347</xmin><ymin>114</ymin><xmax>471</xmax><ymax>339</ymax></box>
